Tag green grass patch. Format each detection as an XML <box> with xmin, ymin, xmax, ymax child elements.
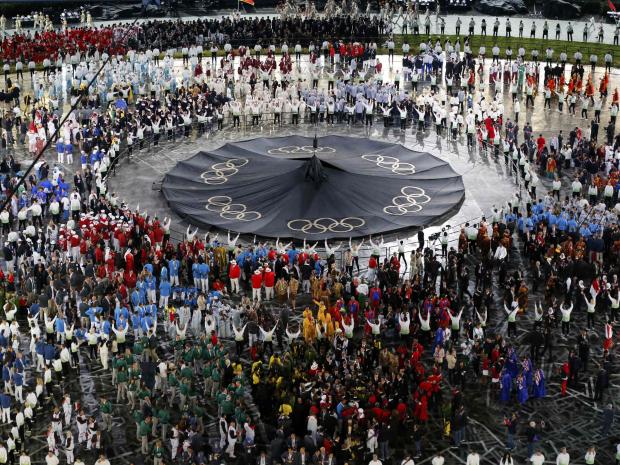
<box><xmin>2</xmin><ymin>33</ymin><xmax>617</xmax><ymax>75</ymax></box>
<box><xmin>394</xmin><ymin>34</ymin><xmax>618</xmax><ymax>65</ymax></box>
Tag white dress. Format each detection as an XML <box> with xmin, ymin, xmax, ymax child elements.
<box><xmin>99</xmin><ymin>344</ymin><xmax>109</xmax><ymax>370</ymax></box>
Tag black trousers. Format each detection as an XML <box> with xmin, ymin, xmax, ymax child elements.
<box><xmin>561</xmin><ymin>321</ymin><xmax>570</xmax><ymax>336</ymax></box>
<box><xmin>507</xmin><ymin>321</ymin><xmax>516</xmax><ymax>337</ymax></box>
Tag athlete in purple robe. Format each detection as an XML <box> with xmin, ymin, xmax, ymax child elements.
<box><xmin>517</xmin><ymin>375</ymin><xmax>529</xmax><ymax>405</ymax></box>
<box><xmin>531</xmin><ymin>368</ymin><xmax>546</xmax><ymax>398</ymax></box>
<box><xmin>500</xmin><ymin>370</ymin><xmax>513</xmax><ymax>403</ymax></box>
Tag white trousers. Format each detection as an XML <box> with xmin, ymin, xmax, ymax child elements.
<box><xmin>265</xmin><ymin>286</ymin><xmax>274</xmax><ymax>300</ymax></box>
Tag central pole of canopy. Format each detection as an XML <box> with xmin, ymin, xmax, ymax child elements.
<box><xmin>304</xmin><ymin>149</ymin><xmax>327</xmax><ymax>186</ymax></box>
<box><xmin>304</xmin><ymin>132</ymin><xmax>326</xmax><ymax>186</ymax></box>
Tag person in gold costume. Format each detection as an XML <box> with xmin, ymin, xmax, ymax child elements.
<box><xmin>289</xmin><ymin>276</ymin><xmax>299</xmax><ymax>310</ymax></box>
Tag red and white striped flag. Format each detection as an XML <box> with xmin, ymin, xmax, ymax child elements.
<box><xmin>590</xmin><ymin>278</ymin><xmax>600</xmax><ymax>299</ymax></box>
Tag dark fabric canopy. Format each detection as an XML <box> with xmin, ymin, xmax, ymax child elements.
<box><xmin>162</xmin><ymin>135</ymin><xmax>465</xmax><ymax>239</ymax></box>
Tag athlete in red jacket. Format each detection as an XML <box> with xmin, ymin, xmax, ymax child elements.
<box><xmin>264</xmin><ymin>268</ymin><xmax>275</xmax><ymax>300</ymax></box>
<box><xmin>251</xmin><ymin>270</ymin><xmax>263</xmax><ymax>302</ymax></box>
<box><xmin>229</xmin><ymin>260</ymin><xmax>241</xmax><ymax>294</ymax></box>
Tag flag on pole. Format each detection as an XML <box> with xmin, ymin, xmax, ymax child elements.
<box><xmin>590</xmin><ymin>277</ymin><xmax>600</xmax><ymax>299</ymax></box>
<box><xmin>240</xmin><ymin>0</ymin><xmax>255</xmax><ymax>5</ymax></box>
<box><xmin>609</xmin><ymin>0</ymin><xmax>617</xmax><ymax>11</ymax></box>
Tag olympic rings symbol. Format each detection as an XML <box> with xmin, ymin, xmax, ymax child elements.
<box><xmin>287</xmin><ymin>217</ymin><xmax>365</xmax><ymax>234</ymax></box>
<box><xmin>267</xmin><ymin>145</ymin><xmax>336</xmax><ymax>155</ymax></box>
<box><xmin>362</xmin><ymin>154</ymin><xmax>416</xmax><ymax>175</ymax></box>
<box><xmin>206</xmin><ymin>196</ymin><xmax>262</xmax><ymax>221</ymax></box>
<box><xmin>200</xmin><ymin>158</ymin><xmax>248</xmax><ymax>184</ymax></box>
<box><xmin>383</xmin><ymin>187</ymin><xmax>431</xmax><ymax>216</ymax></box>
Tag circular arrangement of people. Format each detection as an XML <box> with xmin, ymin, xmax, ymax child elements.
<box><xmin>0</xmin><ymin>1</ymin><xmax>619</xmax><ymax>465</ymax></box>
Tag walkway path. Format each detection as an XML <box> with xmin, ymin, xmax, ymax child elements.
<box><xmin>1</xmin><ymin>10</ymin><xmax>619</xmax><ymax>45</ymax></box>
